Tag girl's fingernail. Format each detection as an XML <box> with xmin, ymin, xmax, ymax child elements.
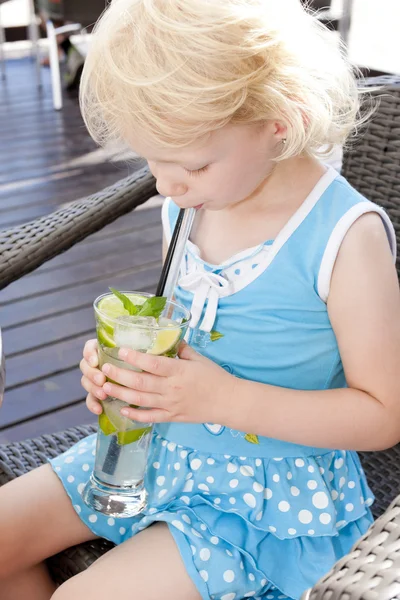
<box><xmin>121</xmin><ymin>409</ymin><xmax>130</xmax><ymax>416</ymax></box>
<box><xmin>89</xmin><ymin>357</ymin><xmax>97</xmax><ymax>367</ymax></box>
<box><xmin>103</xmin><ymin>383</ymin><xmax>112</xmax><ymax>393</ymax></box>
<box><xmin>119</xmin><ymin>348</ymin><xmax>129</xmax><ymax>359</ymax></box>
<box><xmin>102</xmin><ymin>363</ymin><xmax>111</xmax><ymax>374</ymax></box>
<box><xmin>94</xmin><ymin>406</ymin><xmax>102</xmax><ymax>414</ymax></box>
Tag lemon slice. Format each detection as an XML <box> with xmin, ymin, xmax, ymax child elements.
<box><xmin>117</xmin><ymin>426</ymin><xmax>152</xmax><ymax>445</ymax></box>
<box><xmin>97</xmin><ymin>327</ymin><xmax>116</xmax><ymax>348</ymax></box>
<box><xmin>97</xmin><ymin>293</ymin><xmax>147</xmax><ymax>347</ymax></box>
<box><xmin>97</xmin><ymin>293</ymin><xmax>147</xmax><ymax>318</ymax></box>
<box><xmin>98</xmin><ymin>412</ymin><xmax>117</xmax><ymax>436</ymax></box>
<box><xmin>97</xmin><ymin>293</ymin><xmax>147</xmax><ymax>332</ymax></box>
<box><xmin>148</xmin><ymin>328</ymin><xmax>181</xmax><ymax>356</ymax></box>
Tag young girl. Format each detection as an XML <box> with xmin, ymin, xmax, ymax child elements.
<box><xmin>1</xmin><ymin>1</ymin><xmax>400</xmax><ymax>599</ymax></box>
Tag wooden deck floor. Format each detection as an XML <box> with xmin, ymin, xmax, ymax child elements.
<box><xmin>0</xmin><ymin>58</ymin><xmax>162</xmax><ymax>443</ymax></box>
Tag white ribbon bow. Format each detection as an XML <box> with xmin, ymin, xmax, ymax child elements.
<box><xmin>179</xmin><ymin>271</ymin><xmax>231</xmax><ymax>332</ymax></box>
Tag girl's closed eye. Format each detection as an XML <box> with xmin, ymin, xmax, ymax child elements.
<box><xmin>184</xmin><ymin>165</ymin><xmax>209</xmax><ymax>177</ymax></box>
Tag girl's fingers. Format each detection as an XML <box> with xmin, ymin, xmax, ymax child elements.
<box><xmin>81</xmin><ymin>374</ymin><xmax>107</xmax><ymax>401</ymax></box>
<box><xmin>120</xmin><ymin>405</ymin><xmax>170</xmax><ymax>424</ymax></box>
<box><xmin>83</xmin><ymin>338</ymin><xmax>99</xmax><ymax>367</ymax></box>
<box><xmin>100</xmin><ymin>363</ymin><xmax>165</xmax><ymax>394</ymax></box>
<box><xmin>80</xmin><ymin>358</ymin><xmax>106</xmax><ymax>386</ymax></box>
<box><xmin>118</xmin><ymin>348</ymin><xmax>178</xmax><ymax>377</ymax></box>
<box><xmin>86</xmin><ymin>392</ymin><xmax>103</xmax><ymax>415</ymax></box>
<box><xmin>102</xmin><ymin>381</ymin><xmax>162</xmax><ymax>408</ymax></box>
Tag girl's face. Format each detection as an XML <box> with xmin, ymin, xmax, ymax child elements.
<box><xmin>129</xmin><ymin>122</ymin><xmax>285</xmax><ymax>211</ymax></box>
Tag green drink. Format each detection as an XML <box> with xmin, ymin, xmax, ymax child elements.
<box><xmin>82</xmin><ymin>290</ymin><xmax>190</xmax><ymax>517</ymax></box>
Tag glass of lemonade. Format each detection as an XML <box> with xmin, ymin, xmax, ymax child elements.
<box><xmin>82</xmin><ymin>290</ymin><xmax>190</xmax><ymax>518</ymax></box>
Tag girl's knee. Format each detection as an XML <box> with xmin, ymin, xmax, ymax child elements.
<box><xmin>51</xmin><ymin>572</ymin><xmax>97</xmax><ymax>600</ymax></box>
<box><xmin>51</xmin><ymin>575</ymin><xmax>85</xmax><ymax>600</ymax></box>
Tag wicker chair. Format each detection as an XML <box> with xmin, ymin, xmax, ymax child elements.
<box><xmin>0</xmin><ymin>76</ymin><xmax>400</xmax><ymax>596</ymax></box>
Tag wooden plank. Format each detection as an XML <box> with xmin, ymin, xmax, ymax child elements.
<box><xmin>0</xmin><ymin>162</ymin><xmax>132</xmax><ymax>202</ymax></box>
<box><xmin>0</xmin><ymin>141</ymin><xmax>98</xmax><ymax>167</ymax></box>
<box><xmin>0</xmin><ymin>238</ymin><xmax>162</xmax><ymax>304</ymax></box>
<box><xmin>5</xmin><ymin>333</ymin><xmax>89</xmax><ymax>389</ymax></box>
<box><xmin>1</xmin><ymin>370</ymin><xmax>86</xmax><ymax>429</ymax></box>
<box><xmin>34</xmin><ymin>223</ymin><xmax>162</xmax><ymax>274</ymax></box>
<box><xmin>0</xmin><ymin>264</ymin><xmax>161</xmax><ymax>329</ymax></box>
<box><xmin>0</xmin><ymin>168</ymin><xmax>132</xmax><ymax>213</ymax></box>
<box><xmin>0</xmin><ymin>114</ymin><xmax>87</xmax><ymax>136</ymax></box>
<box><xmin>0</xmin><ymin>135</ymin><xmax>96</xmax><ymax>158</ymax></box>
<box><xmin>0</xmin><ymin>205</ymin><xmax>52</xmax><ymax>228</ymax></box>
<box><xmin>3</xmin><ymin>305</ymin><xmax>95</xmax><ymax>356</ymax></box>
<box><xmin>0</xmin><ymin>164</ymin><xmax>130</xmax><ymax>199</ymax></box>
<box><xmin>0</xmin><ymin>128</ymin><xmax>96</xmax><ymax>149</ymax></box>
<box><xmin>0</xmin><ymin>402</ymin><xmax>96</xmax><ymax>444</ymax></box>
<box><xmin>0</xmin><ymin>155</ymin><xmax>129</xmax><ymax>184</ymax></box>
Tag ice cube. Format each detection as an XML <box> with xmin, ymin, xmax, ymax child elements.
<box><xmin>114</xmin><ymin>315</ymin><xmax>157</xmax><ymax>351</ymax></box>
<box><xmin>103</xmin><ymin>398</ymin><xmax>131</xmax><ymax>431</ymax></box>
<box><xmin>158</xmin><ymin>317</ymin><xmax>176</xmax><ymax>328</ymax></box>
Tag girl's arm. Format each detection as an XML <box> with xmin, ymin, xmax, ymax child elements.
<box><xmin>224</xmin><ymin>213</ymin><xmax>400</xmax><ymax>451</ymax></box>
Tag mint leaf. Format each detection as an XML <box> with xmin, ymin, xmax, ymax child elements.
<box><xmin>109</xmin><ymin>287</ymin><xmax>138</xmax><ymax>315</ymax></box>
<box><xmin>137</xmin><ymin>296</ymin><xmax>167</xmax><ymax>319</ymax></box>
<box><xmin>210</xmin><ymin>330</ymin><xmax>224</xmax><ymax>342</ymax></box>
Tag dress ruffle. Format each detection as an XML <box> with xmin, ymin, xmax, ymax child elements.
<box><xmin>147</xmin><ymin>434</ymin><xmax>374</xmax><ymax>541</ymax></box>
<box><xmin>49</xmin><ymin>432</ymin><xmax>374</xmax><ymax>600</ymax></box>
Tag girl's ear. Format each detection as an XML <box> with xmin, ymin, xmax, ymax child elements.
<box><xmin>272</xmin><ymin>121</ymin><xmax>288</xmax><ymax>142</ymax></box>
<box><xmin>257</xmin><ymin>120</ymin><xmax>287</xmax><ymax>145</ymax></box>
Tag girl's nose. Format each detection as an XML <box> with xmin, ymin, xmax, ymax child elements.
<box><xmin>156</xmin><ymin>180</ymin><xmax>188</xmax><ymax>198</ymax></box>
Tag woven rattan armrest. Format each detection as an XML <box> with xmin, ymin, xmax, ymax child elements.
<box><xmin>0</xmin><ymin>166</ymin><xmax>156</xmax><ymax>291</ymax></box>
<box><xmin>301</xmin><ymin>494</ymin><xmax>400</xmax><ymax>600</ymax></box>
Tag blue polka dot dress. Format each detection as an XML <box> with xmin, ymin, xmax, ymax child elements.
<box><xmin>50</xmin><ymin>168</ymin><xmax>396</xmax><ymax>599</ymax></box>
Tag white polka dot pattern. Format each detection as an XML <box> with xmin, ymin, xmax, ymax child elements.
<box><xmin>49</xmin><ymin>431</ymin><xmax>374</xmax><ymax>600</ymax></box>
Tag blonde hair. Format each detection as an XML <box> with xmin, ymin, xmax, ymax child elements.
<box><xmin>80</xmin><ymin>0</ymin><xmax>370</xmax><ymax>160</ymax></box>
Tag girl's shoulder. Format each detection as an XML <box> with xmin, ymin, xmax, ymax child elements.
<box><xmin>312</xmin><ymin>172</ymin><xmax>397</xmax><ymax>302</ymax></box>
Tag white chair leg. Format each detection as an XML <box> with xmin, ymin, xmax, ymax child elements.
<box><xmin>339</xmin><ymin>0</ymin><xmax>354</xmax><ymax>48</ymax></box>
<box><xmin>28</xmin><ymin>0</ymin><xmax>42</xmax><ymax>89</ymax></box>
<box><xmin>46</xmin><ymin>19</ymin><xmax>62</xmax><ymax>110</ymax></box>
<box><xmin>0</xmin><ymin>7</ymin><xmax>6</xmax><ymax>81</ymax></box>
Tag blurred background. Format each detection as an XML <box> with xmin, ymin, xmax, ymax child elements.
<box><xmin>0</xmin><ymin>0</ymin><xmax>398</xmax><ymax>442</ymax></box>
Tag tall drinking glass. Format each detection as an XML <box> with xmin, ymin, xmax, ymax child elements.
<box><xmin>82</xmin><ymin>291</ymin><xmax>190</xmax><ymax>517</ymax></box>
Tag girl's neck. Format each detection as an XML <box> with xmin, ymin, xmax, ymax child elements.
<box><xmin>226</xmin><ymin>155</ymin><xmax>327</xmax><ymax>219</ymax></box>
<box><xmin>191</xmin><ymin>156</ymin><xmax>328</xmax><ymax>265</ymax></box>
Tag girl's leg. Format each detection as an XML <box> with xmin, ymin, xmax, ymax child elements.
<box><xmin>0</xmin><ymin>464</ymin><xmax>98</xmax><ymax>600</ymax></box>
<box><xmin>53</xmin><ymin>522</ymin><xmax>202</xmax><ymax>600</ymax></box>
<box><xmin>2</xmin><ymin>563</ymin><xmax>57</xmax><ymax>600</ymax></box>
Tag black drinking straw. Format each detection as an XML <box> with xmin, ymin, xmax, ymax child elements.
<box><xmin>156</xmin><ymin>208</ymin><xmax>185</xmax><ymax>296</ymax></box>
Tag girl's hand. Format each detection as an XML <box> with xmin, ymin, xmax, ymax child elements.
<box><xmin>100</xmin><ymin>342</ymin><xmax>234</xmax><ymax>425</ymax></box>
<box><xmin>80</xmin><ymin>339</ymin><xmax>106</xmax><ymax>415</ymax></box>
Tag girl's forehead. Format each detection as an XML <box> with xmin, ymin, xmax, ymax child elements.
<box><xmin>130</xmin><ymin>131</ymin><xmax>215</xmax><ymax>163</ymax></box>
<box><xmin>129</xmin><ymin>124</ymin><xmax>253</xmax><ymax>162</ymax></box>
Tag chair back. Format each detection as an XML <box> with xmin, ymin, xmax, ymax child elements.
<box><xmin>62</xmin><ymin>0</ymin><xmax>106</xmax><ymax>27</ymax></box>
<box><xmin>0</xmin><ymin>328</ymin><xmax>5</xmax><ymax>409</ymax></box>
<box><xmin>342</xmin><ymin>76</ymin><xmax>400</xmax><ymax>274</ymax></box>
<box><xmin>302</xmin><ymin>0</ymin><xmax>332</xmax><ymax>9</ymax></box>
<box><xmin>342</xmin><ymin>76</ymin><xmax>400</xmax><ymax>518</ymax></box>
<box><xmin>44</xmin><ymin>0</ymin><xmax>106</xmax><ymax>27</ymax></box>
